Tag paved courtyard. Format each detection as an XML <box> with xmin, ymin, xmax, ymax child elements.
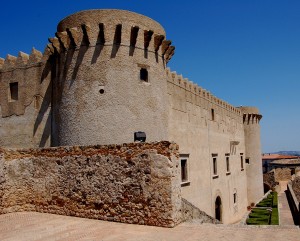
<box><xmin>0</xmin><ymin>212</ymin><xmax>299</xmax><ymax>241</ymax></box>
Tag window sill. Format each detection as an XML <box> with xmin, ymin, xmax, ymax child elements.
<box><xmin>181</xmin><ymin>181</ymin><xmax>190</xmax><ymax>187</ymax></box>
<box><xmin>212</xmin><ymin>175</ymin><xmax>219</xmax><ymax>179</ymax></box>
<box><xmin>226</xmin><ymin>172</ymin><xmax>231</xmax><ymax>176</ymax></box>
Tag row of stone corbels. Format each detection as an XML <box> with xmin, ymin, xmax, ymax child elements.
<box><xmin>0</xmin><ymin>48</ymin><xmax>51</xmax><ymax>72</ymax></box>
<box><xmin>48</xmin><ymin>23</ymin><xmax>175</xmax><ymax>62</ymax></box>
<box><xmin>242</xmin><ymin>113</ymin><xmax>262</xmax><ymax>124</ymax></box>
<box><xmin>166</xmin><ymin>67</ymin><xmax>242</xmax><ymax>115</ymax></box>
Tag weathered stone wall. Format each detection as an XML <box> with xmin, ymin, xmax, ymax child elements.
<box><xmin>166</xmin><ymin>69</ymin><xmax>249</xmax><ymax>224</ymax></box>
<box><xmin>263</xmin><ymin>171</ymin><xmax>278</xmax><ymax>190</ymax></box>
<box><xmin>274</xmin><ymin>168</ymin><xmax>291</xmax><ymax>181</ymax></box>
<box><xmin>239</xmin><ymin>107</ymin><xmax>264</xmax><ymax>206</ymax></box>
<box><xmin>0</xmin><ymin>141</ymin><xmax>182</xmax><ymax>227</ymax></box>
<box><xmin>51</xmin><ymin>9</ymin><xmax>174</xmax><ymax>146</ymax></box>
<box><xmin>181</xmin><ymin>198</ymin><xmax>220</xmax><ymax>224</ymax></box>
<box><xmin>0</xmin><ymin>50</ymin><xmax>52</xmax><ymax>148</ymax></box>
<box><xmin>287</xmin><ymin>180</ymin><xmax>300</xmax><ymax>225</ymax></box>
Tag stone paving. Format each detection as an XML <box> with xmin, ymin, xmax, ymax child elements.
<box><xmin>0</xmin><ymin>212</ymin><xmax>299</xmax><ymax>241</ymax></box>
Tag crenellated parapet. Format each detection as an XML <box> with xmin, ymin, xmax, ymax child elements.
<box><xmin>239</xmin><ymin>107</ymin><xmax>262</xmax><ymax>125</ymax></box>
<box><xmin>46</xmin><ymin>10</ymin><xmax>175</xmax><ymax>63</ymax></box>
<box><xmin>0</xmin><ymin>48</ymin><xmax>51</xmax><ymax>72</ymax></box>
<box><xmin>166</xmin><ymin>67</ymin><xmax>242</xmax><ymax>116</ymax></box>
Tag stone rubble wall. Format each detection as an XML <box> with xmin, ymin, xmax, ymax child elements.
<box><xmin>181</xmin><ymin>198</ymin><xmax>220</xmax><ymax>224</ymax></box>
<box><xmin>263</xmin><ymin>172</ymin><xmax>278</xmax><ymax>190</ymax></box>
<box><xmin>287</xmin><ymin>180</ymin><xmax>300</xmax><ymax>225</ymax></box>
<box><xmin>0</xmin><ymin>141</ymin><xmax>182</xmax><ymax>227</ymax></box>
<box><xmin>291</xmin><ymin>177</ymin><xmax>300</xmax><ymax>202</ymax></box>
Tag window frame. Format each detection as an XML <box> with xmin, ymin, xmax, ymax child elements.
<box><xmin>180</xmin><ymin>154</ymin><xmax>190</xmax><ymax>186</ymax></box>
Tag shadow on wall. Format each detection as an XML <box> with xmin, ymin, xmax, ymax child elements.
<box><xmin>33</xmin><ymin>56</ymin><xmax>54</xmax><ymax>147</ymax></box>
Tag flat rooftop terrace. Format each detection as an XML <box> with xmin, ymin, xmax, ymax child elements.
<box><xmin>0</xmin><ymin>212</ymin><xmax>298</xmax><ymax>241</ymax></box>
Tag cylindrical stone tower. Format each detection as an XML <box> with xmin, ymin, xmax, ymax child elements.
<box><xmin>239</xmin><ymin>106</ymin><xmax>263</xmax><ymax>205</ymax></box>
<box><xmin>50</xmin><ymin>10</ymin><xmax>175</xmax><ymax>146</ymax></box>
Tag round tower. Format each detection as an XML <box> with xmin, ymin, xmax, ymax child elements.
<box><xmin>50</xmin><ymin>10</ymin><xmax>175</xmax><ymax>146</ymax></box>
<box><xmin>239</xmin><ymin>106</ymin><xmax>263</xmax><ymax>205</ymax></box>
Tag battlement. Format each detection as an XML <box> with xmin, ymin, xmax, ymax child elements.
<box><xmin>46</xmin><ymin>10</ymin><xmax>175</xmax><ymax>63</ymax></box>
<box><xmin>238</xmin><ymin>106</ymin><xmax>262</xmax><ymax>124</ymax></box>
<box><xmin>0</xmin><ymin>48</ymin><xmax>50</xmax><ymax>72</ymax></box>
<box><xmin>166</xmin><ymin>68</ymin><xmax>242</xmax><ymax>116</ymax></box>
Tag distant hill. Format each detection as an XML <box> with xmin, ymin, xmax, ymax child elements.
<box><xmin>274</xmin><ymin>151</ymin><xmax>300</xmax><ymax>156</ymax></box>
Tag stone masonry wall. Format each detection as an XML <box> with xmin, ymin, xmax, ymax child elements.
<box><xmin>274</xmin><ymin>168</ymin><xmax>291</xmax><ymax>181</ymax></box>
<box><xmin>0</xmin><ymin>141</ymin><xmax>181</xmax><ymax>227</ymax></box>
<box><xmin>181</xmin><ymin>198</ymin><xmax>219</xmax><ymax>224</ymax></box>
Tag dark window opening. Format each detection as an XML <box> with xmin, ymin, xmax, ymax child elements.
<box><xmin>234</xmin><ymin>193</ymin><xmax>237</xmax><ymax>204</ymax></box>
<box><xmin>140</xmin><ymin>68</ymin><xmax>148</xmax><ymax>82</ymax></box>
<box><xmin>226</xmin><ymin>156</ymin><xmax>230</xmax><ymax>172</ymax></box>
<box><xmin>9</xmin><ymin>82</ymin><xmax>18</xmax><ymax>101</ymax></box>
<box><xmin>213</xmin><ymin>157</ymin><xmax>217</xmax><ymax>175</ymax></box>
<box><xmin>215</xmin><ymin>196</ymin><xmax>222</xmax><ymax>221</ymax></box>
<box><xmin>181</xmin><ymin>159</ymin><xmax>188</xmax><ymax>182</ymax></box>
<box><xmin>211</xmin><ymin>108</ymin><xmax>215</xmax><ymax>121</ymax></box>
<box><xmin>240</xmin><ymin>155</ymin><xmax>244</xmax><ymax>170</ymax></box>
<box><xmin>246</xmin><ymin>158</ymin><xmax>250</xmax><ymax>164</ymax></box>
<box><xmin>291</xmin><ymin>168</ymin><xmax>296</xmax><ymax>175</ymax></box>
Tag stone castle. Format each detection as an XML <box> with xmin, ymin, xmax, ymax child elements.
<box><xmin>0</xmin><ymin>9</ymin><xmax>263</xmax><ymax>225</ymax></box>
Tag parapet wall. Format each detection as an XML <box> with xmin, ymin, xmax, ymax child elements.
<box><xmin>0</xmin><ymin>141</ymin><xmax>182</xmax><ymax>227</ymax></box>
<box><xmin>166</xmin><ymin>68</ymin><xmax>242</xmax><ymax>119</ymax></box>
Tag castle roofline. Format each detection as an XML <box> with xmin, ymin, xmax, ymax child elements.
<box><xmin>57</xmin><ymin>9</ymin><xmax>166</xmax><ymax>36</ymax></box>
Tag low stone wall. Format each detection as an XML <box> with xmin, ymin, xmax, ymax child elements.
<box><xmin>0</xmin><ymin>141</ymin><xmax>181</xmax><ymax>227</ymax></box>
<box><xmin>263</xmin><ymin>172</ymin><xmax>278</xmax><ymax>190</ymax></box>
<box><xmin>181</xmin><ymin>198</ymin><xmax>219</xmax><ymax>224</ymax></box>
<box><xmin>286</xmin><ymin>181</ymin><xmax>299</xmax><ymax>225</ymax></box>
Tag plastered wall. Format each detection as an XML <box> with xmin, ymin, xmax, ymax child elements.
<box><xmin>166</xmin><ymin>70</ymin><xmax>248</xmax><ymax>224</ymax></box>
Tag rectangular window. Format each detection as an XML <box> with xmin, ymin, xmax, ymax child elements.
<box><xmin>180</xmin><ymin>154</ymin><xmax>190</xmax><ymax>186</ymax></box>
<box><xmin>246</xmin><ymin>158</ymin><xmax>250</xmax><ymax>164</ymax></box>
<box><xmin>211</xmin><ymin>108</ymin><xmax>215</xmax><ymax>121</ymax></box>
<box><xmin>181</xmin><ymin>159</ymin><xmax>188</xmax><ymax>182</ymax></box>
<box><xmin>212</xmin><ymin>153</ymin><xmax>218</xmax><ymax>178</ymax></box>
<box><xmin>233</xmin><ymin>193</ymin><xmax>237</xmax><ymax>204</ymax></box>
<box><xmin>9</xmin><ymin>82</ymin><xmax>18</xmax><ymax>101</ymax></box>
<box><xmin>226</xmin><ymin>156</ymin><xmax>230</xmax><ymax>172</ymax></box>
<box><xmin>240</xmin><ymin>154</ymin><xmax>244</xmax><ymax>171</ymax></box>
<box><xmin>140</xmin><ymin>68</ymin><xmax>148</xmax><ymax>82</ymax></box>
<box><xmin>213</xmin><ymin>157</ymin><xmax>217</xmax><ymax>175</ymax></box>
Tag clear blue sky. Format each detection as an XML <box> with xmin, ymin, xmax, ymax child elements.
<box><xmin>1</xmin><ymin>0</ymin><xmax>300</xmax><ymax>153</ymax></box>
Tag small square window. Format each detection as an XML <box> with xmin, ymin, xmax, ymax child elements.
<box><xmin>246</xmin><ymin>158</ymin><xmax>250</xmax><ymax>164</ymax></box>
<box><xmin>140</xmin><ymin>68</ymin><xmax>148</xmax><ymax>82</ymax></box>
<box><xmin>9</xmin><ymin>82</ymin><xmax>18</xmax><ymax>101</ymax></box>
